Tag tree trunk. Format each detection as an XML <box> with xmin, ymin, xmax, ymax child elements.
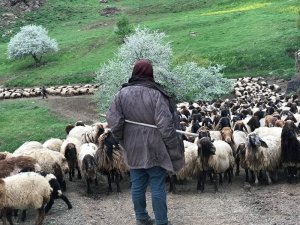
<box><xmin>32</xmin><ymin>54</ymin><xmax>41</xmax><ymax>66</ymax></box>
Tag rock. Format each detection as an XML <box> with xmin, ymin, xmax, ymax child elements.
<box><xmin>99</xmin><ymin>0</ymin><xmax>108</xmax><ymax>3</ymax></box>
<box><xmin>286</xmin><ymin>76</ymin><xmax>300</xmax><ymax>94</ymax></box>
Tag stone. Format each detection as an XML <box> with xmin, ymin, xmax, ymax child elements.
<box><xmin>286</xmin><ymin>76</ymin><xmax>300</xmax><ymax>94</ymax></box>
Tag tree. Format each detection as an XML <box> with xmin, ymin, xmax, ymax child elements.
<box><xmin>95</xmin><ymin>27</ymin><xmax>234</xmax><ymax>113</ymax></box>
<box><xmin>7</xmin><ymin>25</ymin><xmax>58</xmax><ymax>65</ymax></box>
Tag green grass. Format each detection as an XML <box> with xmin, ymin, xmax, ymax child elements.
<box><xmin>0</xmin><ymin>100</ymin><xmax>73</xmax><ymax>152</ymax></box>
<box><xmin>0</xmin><ymin>0</ymin><xmax>299</xmax><ymax>87</ymax></box>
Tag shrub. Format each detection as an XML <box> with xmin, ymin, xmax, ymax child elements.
<box><xmin>7</xmin><ymin>25</ymin><xmax>58</xmax><ymax>65</ymax></box>
<box><xmin>114</xmin><ymin>16</ymin><xmax>133</xmax><ymax>42</ymax></box>
<box><xmin>95</xmin><ymin>27</ymin><xmax>234</xmax><ymax>113</ymax></box>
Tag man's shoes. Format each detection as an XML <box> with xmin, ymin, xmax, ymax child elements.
<box><xmin>136</xmin><ymin>217</ymin><xmax>155</xmax><ymax>225</ymax></box>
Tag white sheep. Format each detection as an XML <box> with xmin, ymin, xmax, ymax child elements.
<box><xmin>78</xmin><ymin>143</ymin><xmax>98</xmax><ymax>194</ymax></box>
<box><xmin>197</xmin><ymin>138</ymin><xmax>235</xmax><ymax>192</ymax></box>
<box><xmin>232</xmin><ymin>130</ymin><xmax>247</xmax><ymax>176</ymax></box>
<box><xmin>0</xmin><ymin>172</ymin><xmax>52</xmax><ymax>225</ymax></box>
<box><xmin>245</xmin><ymin>133</ymin><xmax>281</xmax><ymax>185</ymax></box>
<box><xmin>43</xmin><ymin>138</ymin><xmax>64</xmax><ymax>152</ymax></box>
<box><xmin>13</xmin><ymin>142</ymin><xmax>69</xmax><ymax>191</ymax></box>
<box><xmin>169</xmin><ymin>141</ymin><xmax>201</xmax><ymax>193</ymax></box>
<box><xmin>252</xmin><ymin>127</ymin><xmax>282</xmax><ymax>138</ymax></box>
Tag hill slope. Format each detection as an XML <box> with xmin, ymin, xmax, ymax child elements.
<box><xmin>0</xmin><ymin>0</ymin><xmax>299</xmax><ymax>87</ymax></box>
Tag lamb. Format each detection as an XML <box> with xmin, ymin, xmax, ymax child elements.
<box><xmin>43</xmin><ymin>138</ymin><xmax>64</xmax><ymax>152</ymax></box>
<box><xmin>245</xmin><ymin>133</ymin><xmax>281</xmax><ymax>185</ymax></box>
<box><xmin>0</xmin><ymin>172</ymin><xmax>52</xmax><ymax>225</ymax></box>
<box><xmin>78</xmin><ymin>143</ymin><xmax>98</xmax><ymax>194</ymax></box>
<box><xmin>95</xmin><ymin>130</ymin><xmax>128</xmax><ymax>194</ymax></box>
<box><xmin>280</xmin><ymin>120</ymin><xmax>300</xmax><ymax>183</ymax></box>
<box><xmin>197</xmin><ymin>137</ymin><xmax>235</xmax><ymax>192</ymax></box>
<box><xmin>60</xmin><ymin>137</ymin><xmax>82</xmax><ymax>181</ymax></box>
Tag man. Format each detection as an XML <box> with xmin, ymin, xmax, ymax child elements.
<box><xmin>41</xmin><ymin>86</ymin><xmax>48</xmax><ymax>99</ymax></box>
<box><xmin>106</xmin><ymin>59</ymin><xmax>184</xmax><ymax>225</ymax></box>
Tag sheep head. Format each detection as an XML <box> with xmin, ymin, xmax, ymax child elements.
<box><xmin>221</xmin><ymin>127</ymin><xmax>233</xmax><ymax>144</ymax></box>
<box><xmin>65</xmin><ymin>143</ymin><xmax>77</xmax><ymax>168</ymax></box>
<box><xmin>197</xmin><ymin>137</ymin><xmax>216</xmax><ymax>158</ymax></box>
<box><xmin>246</xmin><ymin>133</ymin><xmax>268</xmax><ymax>152</ymax></box>
<box><xmin>282</xmin><ymin>120</ymin><xmax>297</xmax><ymax>140</ymax></box>
<box><xmin>247</xmin><ymin>116</ymin><xmax>260</xmax><ymax>132</ymax></box>
<box><xmin>236</xmin><ymin>143</ymin><xmax>246</xmax><ymax>156</ymax></box>
<box><xmin>83</xmin><ymin>155</ymin><xmax>97</xmax><ymax>179</ymax></box>
<box><xmin>93</xmin><ymin>123</ymin><xmax>105</xmax><ymax>141</ymax></box>
<box><xmin>65</xmin><ymin>124</ymin><xmax>75</xmax><ymax>135</ymax></box>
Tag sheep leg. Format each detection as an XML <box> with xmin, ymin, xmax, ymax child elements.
<box><xmin>87</xmin><ymin>177</ymin><xmax>92</xmax><ymax>194</ymax></box>
<box><xmin>35</xmin><ymin>207</ymin><xmax>45</xmax><ymax>225</ymax></box>
<box><xmin>2</xmin><ymin>208</ymin><xmax>8</xmax><ymax>225</ymax></box>
<box><xmin>228</xmin><ymin>168</ymin><xmax>233</xmax><ymax>184</ymax></box>
<box><xmin>45</xmin><ymin>197</ymin><xmax>55</xmax><ymax>214</ymax></box>
<box><xmin>107</xmin><ymin>173</ymin><xmax>113</xmax><ymax>194</ymax></box>
<box><xmin>21</xmin><ymin>210</ymin><xmax>26</xmax><ymax>222</ymax></box>
<box><xmin>115</xmin><ymin>172</ymin><xmax>121</xmax><ymax>193</ymax></box>
<box><xmin>169</xmin><ymin>174</ymin><xmax>177</xmax><ymax>194</ymax></box>
<box><xmin>219</xmin><ymin>174</ymin><xmax>223</xmax><ymax>185</ymax></box>
<box><xmin>213</xmin><ymin>173</ymin><xmax>218</xmax><ymax>193</ymax></box>
<box><xmin>245</xmin><ymin>169</ymin><xmax>249</xmax><ymax>182</ymax></box>
<box><xmin>266</xmin><ymin>171</ymin><xmax>272</xmax><ymax>184</ymax></box>
<box><xmin>254</xmin><ymin>171</ymin><xmax>259</xmax><ymax>186</ymax></box>
<box><xmin>69</xmin><ymin>170</ymin><xmax>73</xmax><ymax>181</ymax></box>
<box><xmin>5</xmin><ymin>209</ymin><xmax>13</xmax><ymax>225</ymax></box>
<box><xmin>60</xmin><ymin>194</ymin><xmax>73</xmax><ymax>210</ymax></box>
<box><xmin>95</xmin><ymin>177</ymin><xmax>99</xmax><ymax>186</ymax></box>
<box><xmin>235</xmin><ymin>157</ymin><xmax>240</xmax><ymax>176</ymax></box>
<box><xmin>77</xmin><ymin>167</ymin><xmax>82</xmax><ymax>179</ymax></box>
<box><xmin>13</xmin><ymin>210</ymin><xmax>18</xmax><ymax>218</ymax></box>
<box><xmin>201</xmin><ymin>171</ymin><xmax>207</xmax><ymax>193</ymax></box>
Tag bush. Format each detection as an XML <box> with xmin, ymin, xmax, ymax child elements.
<box><xmin>114</xmin><ymin>16</ymin><xmax>133</xmax><ymax>42</ymax></box>
<box><xmin>7</xmin><ymin>25</ymin><xmax>58</xmax><ymax>65</ymax></box>
<box><xmin>95</xmin><ymin>27</ymin><xmax>234</xmax><ymax>113</ymax></box>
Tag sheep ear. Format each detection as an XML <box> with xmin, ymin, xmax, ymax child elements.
<box><xmin>259</xmin><ymin>139</ymin><xmax>268</xmax><ymax>148</ymax></box>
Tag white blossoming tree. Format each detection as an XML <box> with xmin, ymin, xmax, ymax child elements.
<box><xmin>95</xmin><ymin>27</ymin><xmax>234</xmax><ymax>113</ymax></box>
<box><xmin>7</xmin><ymin>25</ymin><xmax>58</xmax><ymax>65</ymax></box>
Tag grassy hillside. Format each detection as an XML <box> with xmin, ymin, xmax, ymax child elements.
<box><xmin>0</xmin><ymin>99</ymin><xmax>73</xmax><ymax>152</ymax></box>
<box><xmin>0</xmin><ymin>0</ymin><xmax>299</xmax><ymax>87</ymax></box>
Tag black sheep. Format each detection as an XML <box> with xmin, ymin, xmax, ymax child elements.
<box><xmin>281</xmin><ymin>120</ymin><xmax>300</xmax><ymax>183</ymax></box>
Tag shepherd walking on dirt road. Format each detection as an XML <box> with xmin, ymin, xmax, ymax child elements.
<box><xmin>106</xmin><ymin>59</ymin><xmax>184</xmax><ymax>225</ymax></box>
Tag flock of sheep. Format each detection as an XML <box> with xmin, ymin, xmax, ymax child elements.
<box><xmin>172</xmin><ymin>76</ymin><xmax>300</xmax><ymax>193</ymax></box>
<box><xmin>0</xmin><ymin>84</ymin><xmax>99</xmax><ymax>99</ymax></box>
<box><xmin>1</xmin><ymin>76</ymin><xmax>300</xmax><ymax>225</ymax></box>
<box><xmin>0</xmin><ymin>122</ymin><xmax>127</xmax><ymax>225</ymax></box>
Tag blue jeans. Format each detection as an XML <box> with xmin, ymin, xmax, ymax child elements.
<box><xmin>130</xmin><ymin>166</ymin><xmax>168</xmax><ymax>225</ymax></box>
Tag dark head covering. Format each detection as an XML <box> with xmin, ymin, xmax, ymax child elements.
<box><xmin>129</xmin><ymin>59</ymin><xmax>154</xmax><ymax>83</ymax></box>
